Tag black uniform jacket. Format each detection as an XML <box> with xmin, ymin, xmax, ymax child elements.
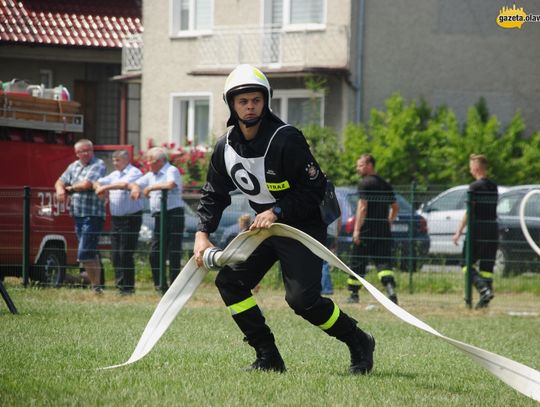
<box><xmin>197</xmin><ymin>116</ymin><xmax>326</xmax><ymax>234</ymax></box>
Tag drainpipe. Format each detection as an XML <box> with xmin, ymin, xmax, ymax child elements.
<box><xmin>354</xmin><ymin>0</ymin><xmax>366</xmax><ymax>123</ymax></box>
<box><xmin>119</xmin><ymin>83</ymin><xmax>127</xmax><ymax>145</ymax></box>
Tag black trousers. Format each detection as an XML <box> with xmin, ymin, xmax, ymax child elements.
<box><xmin>462</xmin><ymin>224</ymin><xmax>498</xmax><ymax>274</ymax></box>
<box><xmin>111</xmin><ymin>211</ymin><xmax>142</xmax><ymax>292</ymax></box>
<box><xmin>215</xmin><ymin>223</ymin><xmax>359</xmax><ymax>348</ymax></box>
<box><xmin>150</xmin><ymin>207</ymin><xmax>184</xmax><ymax>287</ymax></box>
<box><xmin>350</xmin><ymin>232</ymin><xmax>394</xmax><ymax>277</ymax></box>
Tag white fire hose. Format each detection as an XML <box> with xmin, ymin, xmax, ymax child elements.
<box><xmin>520</xmin><ymin>189</ymin><xmax>540</xmax><ymax>257</ymax></box>
<box><xmin>101</xmin><ymin>223</ymin><xmax>540</xmax><ymax>402</ymax></box>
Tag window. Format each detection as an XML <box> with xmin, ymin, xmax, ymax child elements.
<box><xmin>526</xmin><ymin>195</ymin><xmax>540</xmax><ymax>218</ymax></box>
<box><xmin>264</xmin><ymin>0</ymin><xmax>325</xmax><ymax>30</ymax></box>
<box><xmin>271</xmin><ymin>89</ymin><xmax>324</xmax><ymax>126</ymax></box>
<box><xmin>39</xmin><ymin>69</ymin><xmax>53</xmax><ymax>88</ymax></box>
<box><xmin>171</xmin><ymin>94</ymin><xmax>211</xmax><ymax>146</ymax></box>
<box><xmin>431</xmin><ymin>190</ymin><xmax>467</xmax><ymax>212</ymax></box>
<box><xmin>170</xmin><ymin>0</ymin><xmax>212</xmax><ymax>37</ymax></box>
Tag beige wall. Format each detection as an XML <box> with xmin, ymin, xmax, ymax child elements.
<box><xmin>141</xmin><ymin>0</ymin><xmax>353</xmax><ymax>147</ymax></box>
<box><xmin>362</xmin><ymin>0</ymin><xmax>540</xmax><ymax>134</ymax></box>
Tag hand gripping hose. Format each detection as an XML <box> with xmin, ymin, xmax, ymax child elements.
<box><xmin>101</xmin><ymin>223</ymin><xmax>540</xmax><ymax>402</ymax></box>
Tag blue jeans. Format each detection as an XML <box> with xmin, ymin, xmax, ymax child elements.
<box><xmin>321</xmin><ymin>261</ymin><xmax>333</xmax><ymax>294</ymax></box>
<box><xmin>74</xmin><ymin>216</ymin><xmax>104</xmax><ymax>261</ymax></box>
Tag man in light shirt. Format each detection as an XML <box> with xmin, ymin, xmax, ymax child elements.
<box><xmin>94</xmin><ymin>150</ymin><xmax>143</xmax><ymax>295</ymax></box>
<box><xmin>128</xmin><ymin>147</ymin><xmax>185</xmax><ymax>292</ymax></box>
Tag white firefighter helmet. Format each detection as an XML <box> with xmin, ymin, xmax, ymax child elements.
<box><xmin>223</xmin><ymin>64</ymin><xmax>272</xmax><ymax>105</ymax></box>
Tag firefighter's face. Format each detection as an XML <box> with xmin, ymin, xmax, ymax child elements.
<box><xmin>75</xmin><ymin>144</ymin><xmax>94</xmax><ymax>165</ymax></box>
<box><xmin>233</xmin><ymin>91</ymin><xmax>264</xmax><ymax>122</ymax></box>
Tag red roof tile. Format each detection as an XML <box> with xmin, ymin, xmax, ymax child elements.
<box><xmin>0</xmin><ymin>0</ymin><xmax>142</xmax><ymax>48</ymax></box>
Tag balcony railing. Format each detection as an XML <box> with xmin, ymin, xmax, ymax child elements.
<box><xmin>122</xmin><ymin>33</ymin><xmax>143</xmax><ymax>74</ymax></box>
<box><xmin>196</xmin><ymin>25</ymin><xmax>350</xmax><ymax>70</ymax></box>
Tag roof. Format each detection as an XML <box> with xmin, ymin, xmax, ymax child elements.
<box><xmin>0</xmin><ymin>0</ymin><xmax>142</xmax><ymax>48</ymax></box>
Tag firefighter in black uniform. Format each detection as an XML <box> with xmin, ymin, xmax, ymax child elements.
<box><xmin>347</xmin><ymin>154</ymin><xmax>400</xmax><ymax>304</ymax></box>
<box><xmin>193</xmin><ymin>64</ymin><xmax>375</xmax><ymax>374</ymax></box>
<box><xmin>453</xmin><ymin>154</ymin><xmax>498</xmax><ymax>309</ymax></box>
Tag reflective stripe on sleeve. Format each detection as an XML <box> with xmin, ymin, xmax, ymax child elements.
<box><xmin>347</xmin><ymin>277</ymin><xmax>362</xmax><ymax>286</ymax></box>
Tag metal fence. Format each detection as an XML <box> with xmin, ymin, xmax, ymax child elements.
<box><xmin>1</xmin><ymin>185</ymin><xmax>539</xmax><ymax>307</ymax></box>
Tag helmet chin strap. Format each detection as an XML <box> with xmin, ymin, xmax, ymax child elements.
<box><xmin>237</xmin><ymin>108</ymin><xmax>266</xmax><ymax>128</ymax></box>
<box><xmin>239</xmin><ymin>116</ymin><xmax>262</xmax><ymax>128</ymax></box>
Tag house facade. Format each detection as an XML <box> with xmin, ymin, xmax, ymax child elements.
<box><xmin>140</xmin><ymin>0</ymin><xmax>356</xmax><ymax>148</ymax></box>
<box><xmin>0</xmin><ymin>0</ymin><xmax>143</xmax><ymax>147</ymax></box>
<box><xmin>138</xmin><ymin>0</ymin><xmax>540</xmax><ymax>151</ymax></box>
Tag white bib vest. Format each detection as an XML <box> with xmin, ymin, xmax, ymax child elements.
<box><xmin>224</xmin><ymin>124</ymin><xmax>290</xmax><ymax>205</ymax></box>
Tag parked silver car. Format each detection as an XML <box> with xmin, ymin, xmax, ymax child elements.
<box><xmin>418</xmin><ymin>185</ymin><xmax>508</xmax><ymax>256</ymax></box>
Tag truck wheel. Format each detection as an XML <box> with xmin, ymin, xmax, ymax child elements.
<box><xmin>33</xmin><ymin>248</ymin><xmax>66</xmax><ymax>287</ymax></box>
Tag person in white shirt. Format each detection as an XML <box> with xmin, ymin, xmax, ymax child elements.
<box><xmin>94</xmin><ymin>149</ymin><xmax>143</xmax><ymax>294</ymax></box>
<box><xmin>128</xmin><ymin>147</ymin><xmax>185</xmax><ymax>292</ymax></box>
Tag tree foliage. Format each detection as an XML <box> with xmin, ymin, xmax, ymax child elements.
<box><xmin>304</xmin><ymin>93</ymin><xmax>539</xmax><ymax>189</ymax></box>
<box><xmin>137</xmin><ymin>93</ymin><xmax>539</xmax><ymax>192</ymax></box>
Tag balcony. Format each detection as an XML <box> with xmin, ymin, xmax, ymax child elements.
<box><xmin>196</xmin><ymin>25</ymin><xmax>350</xmax><ymax>71</ymax></box>
<box><xmin>122</xmin><ymin>33</ymin><xmax>143</xmax><ymax>74</ymax></box>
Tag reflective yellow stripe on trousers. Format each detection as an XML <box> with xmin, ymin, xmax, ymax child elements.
<box><xmin>228</xmin><ymin>296</ymin><xmax>257</xmax><ymax>315</ymax></box>
<box><xmin>318</xmin><ymin>302</ymin><xmax>340</xmax><ymax>330</ymax></box>
<box><xmin>347</xmin><ymin>277</ymin><xmax>362</xmax><ymax>286</ymax></box>
<box><xmin>377</xmin><ymin>269</ymin><xmax>395</xmax><ymax>280</ymax></box>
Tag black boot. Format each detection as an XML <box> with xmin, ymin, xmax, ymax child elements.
<box><xmin>345</xmin><ymin>327</ymin><xmax>376</xmax><ymax>375</ymax></box>
<box><xmin>246</xmin><ymin>343</ymin><xmax>286</xmax><ymax>373</ymax></box>
<box><xmin>475</xmin><ymin>279</ymin><xmax>494</xmax><ymax>309</ymax></box>
<box><xmin>347</xmin><ymin>286</ymin><xmax>360</xmax><ymax>303</ymax></box>
<box><xmin>385</xmin><ymin>282</ymin><xmax>398</xmax><ymax>305</ymax></box>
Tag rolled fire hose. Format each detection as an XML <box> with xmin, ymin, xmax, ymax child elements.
<box><xmin>102</xmin><ymin>223</ymin><xmax>540</xmax><ymax>402</ymax></box>
<box><xmin>519</xmin><ymin>189</ymin><xmax>540</xmax><ymax>257</ymax></box>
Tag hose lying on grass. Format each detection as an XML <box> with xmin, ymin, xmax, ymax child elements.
<box><xmin>101</xmin><ymin>223</ymin><xmax>540</xmax><ymax>403</ymax></box>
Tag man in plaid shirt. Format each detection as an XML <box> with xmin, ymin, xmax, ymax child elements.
<box><xmin>55</xmin><ymin>139</ymin><xmax>106</xmax><ymax>293</ymax></box>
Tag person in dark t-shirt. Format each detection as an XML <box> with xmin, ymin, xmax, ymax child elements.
<box><xmin>348</xmin><ymin>154</ymin><xmax>400</xmax><ymax>304</ymax></box>
<box><xmin>453</xmin><ymin>154</ymin><xmax>498</xmax><ymax>309</ymax></box>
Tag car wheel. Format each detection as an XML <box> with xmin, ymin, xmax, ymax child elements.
<box><xmin>32</xmin><ymin>247</ymin><xmax>66</xmax><ymax>287</ymax></box>
<box><xmin>493</xmin><ymin>248</ymin><xmax>510</xmax><ymax>278</ymax></box>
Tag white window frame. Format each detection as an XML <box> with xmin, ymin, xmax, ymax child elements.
<box><xmin>272</xmin><ymin>89</ymin><xmax>325</xmax><ymax>126</ymax></box>
<box><xmin>170</xmin><ymin>92</ymin><xmax>212</xmax><ymax>147</ymax></box>
<box><xmin>262</xmin><ymin>0</ymin><xmax>326</xmax><ymax>32</ymax></box>
<box><xmin>170</xmin><ymin>0</ymin><xmax>213</xmax><ymax>38</ymax></box>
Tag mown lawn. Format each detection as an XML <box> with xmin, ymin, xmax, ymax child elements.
<box><xmin>1</xmin><ymin>278</ymin><xmax>539</xmax><ymax>406</ymax></box>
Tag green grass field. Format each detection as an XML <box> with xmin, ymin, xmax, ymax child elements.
<box><xmin>1</xmin><ymin>277</ymin><xmax>540</xmax><ymax>406</ymax></box>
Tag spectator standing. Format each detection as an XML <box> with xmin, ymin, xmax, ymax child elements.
<box><xmin>94</xmin><ymin>150</ymin><xmax>143</xmax><ymax>295</ymax></box>
<box><xmin>55</xmin><ymin>139</ymin><xmax>106</xmax><ymax>293</ymax></box>
<box><xmin>452</xmin><ymin>154</ymin><xmax>498</xmax><ymax>309</ymax></box>
<box><xmin>348</xmin><ymin>154</ymin><xmax>400</xmax><ymax>304</ymax></box>
<box><xmin>321</xmin><ymin>216</ymin><xmax>341</xmax><ymax>295</ymax></box>
<box><xmin>129</xmin><ymin>147</ymin><xmax>185</xmax><ymax>292</ymax></box>
<box><xmin>194</xmin><ymin>64</ymin><xmax>375</xmax><ymax>375</ymax></box>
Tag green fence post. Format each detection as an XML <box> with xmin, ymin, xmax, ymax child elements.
<box><xmin>159</xmin><ymin>189</ymin><xmax>168</xmax><ymax>294</ymax></box>
<box><xmin>408</xmin><ymin>181</ymin><xmax>416</xmax><ymax>293</ymax></box>
<box><xmin>464</xmin><ymin>190</ymin><xmax>473</xmax><ymax>308</ymax></box>
<box><xmin>22</xmin><ymin>186</ymin><xmax>30</xmax><ymax>287</ymax></box>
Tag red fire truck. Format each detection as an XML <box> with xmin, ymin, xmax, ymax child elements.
<box><xmin>0</xmin><ymin>88</ymin><xmax>132</xmax><ymax>286</ymax></box>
